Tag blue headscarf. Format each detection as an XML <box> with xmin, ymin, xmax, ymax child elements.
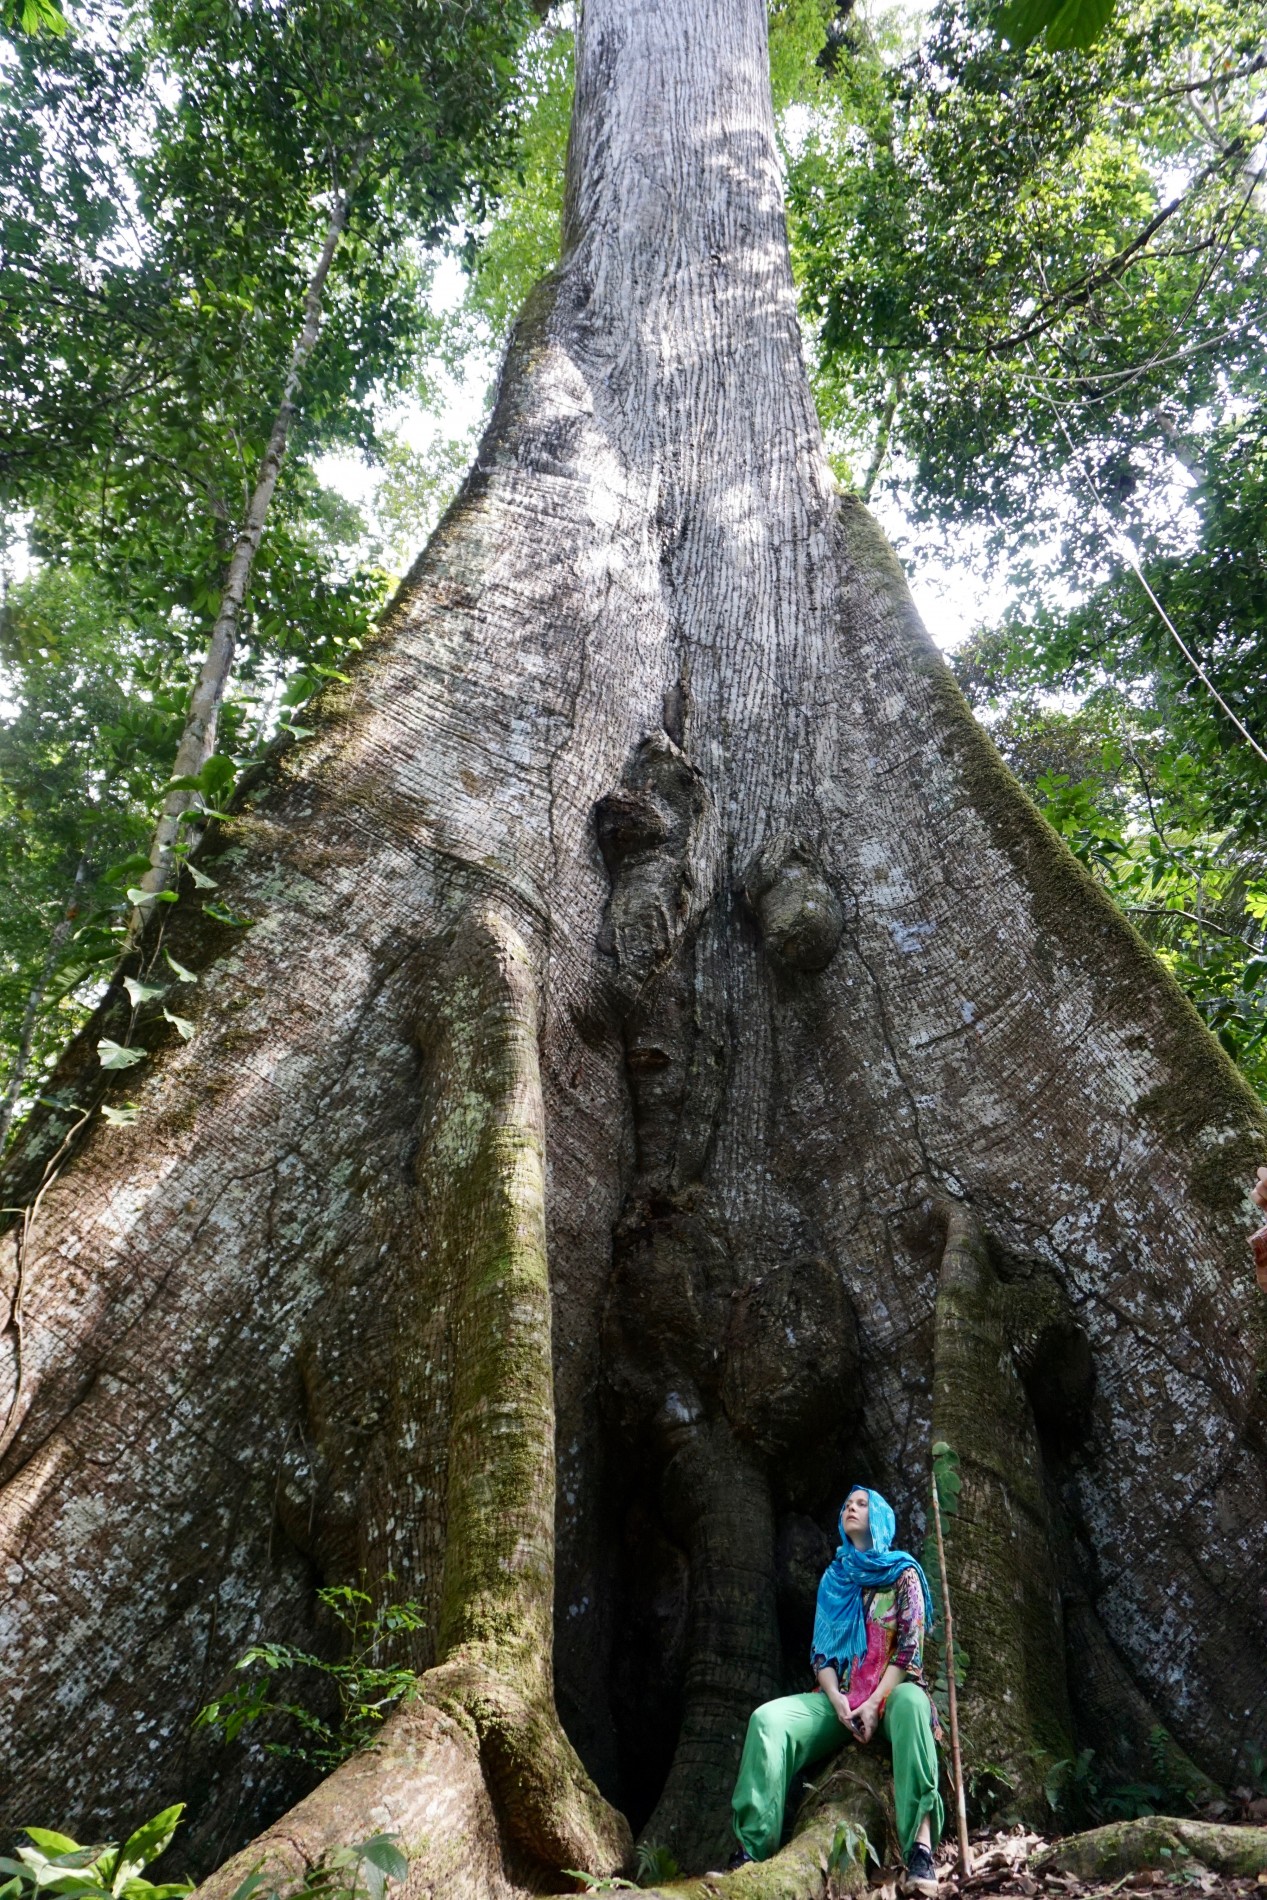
<box><xmin>810</xmin><ymin>1484</ymin><xmax>936</xmax><ymax>1682</ymax></box>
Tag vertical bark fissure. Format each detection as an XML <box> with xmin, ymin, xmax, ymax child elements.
<box><xmin>931</xmin><ymin>1202</ymin><xmax>1074</xmax><ymax>1816</ymax></box>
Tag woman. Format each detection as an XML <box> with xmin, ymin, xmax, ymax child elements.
<box><xmin>726</xmin><ymin>1485</ymin><xmax>943</xmax><ymax>1897</ymax></box>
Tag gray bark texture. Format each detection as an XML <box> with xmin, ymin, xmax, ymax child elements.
<box><xmin>1</xmin><ymin>1</ymin><xmax>1265</xmax><ymax>1894</ymax></box>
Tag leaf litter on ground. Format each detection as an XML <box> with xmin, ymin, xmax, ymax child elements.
<box><xmin>857</xmin><ymin>1824</ymin><xmax>1267</xmax><ymax>1900</ymax></box>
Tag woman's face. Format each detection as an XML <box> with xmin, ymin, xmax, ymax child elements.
<box><xmin>841</xmin><ymin>1489</ymin><xmax>871</xmax><ymax>1547</ymax></box>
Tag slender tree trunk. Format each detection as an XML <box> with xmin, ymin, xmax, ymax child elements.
<box><xmin>859</xmin><ymin>373</ymin><xmax>902</xmax><ymax>504</ymax></box>
<box><xmin>2</xmin><ymin>5</ymin><xmax>1266</xmax><ymax>1896</ymax></box>
<box><xmin>0</xmin><ymin>856</ymin><xmax>87</xmax><ymax>1151</ymax></box>
<box><xmin>132</xmin><ymin>177</ymin><xmax>358</xmax><ymax>928</ymax></box>
<box><xmin>928</xmin><ymin>1451</ymin><xmax>969</xmax><ymax>1879</ymax></box>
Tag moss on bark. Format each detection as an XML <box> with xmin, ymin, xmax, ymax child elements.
<box><xmin>191</xmin><ymin>908</ymin><xmax>629</xmax><ymax>1899</ymax></box>
<box><xmin>932</xmin><ymin>1203</ymin><xmax>1074</xmax><ymax>1817</ymax></box>
<box><xmin>1036</xmin><ymin>1816</ymin><xmax>1267</xmax><ymax>1880</ymax></box>
<box><xmin>572</xmin><ymin>1748</ymin><xmax>891</xmax><ymax>1899</ymax></box>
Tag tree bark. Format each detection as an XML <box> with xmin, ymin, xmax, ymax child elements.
<box><xmin>132</xmin><ymin>176</ymin><xmax>358</xmax><ymax>927</ymax></box>
<box><xmin>2</xmin><ymin>1</ymin><xmax>1266</xmax><ymax>1893</ymax></box>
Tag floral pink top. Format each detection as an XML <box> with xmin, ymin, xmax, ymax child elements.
<box><xmin>812</xmin><ymin>1566</ymin><xmax>941</xmax><ymax>1736</ymax></box>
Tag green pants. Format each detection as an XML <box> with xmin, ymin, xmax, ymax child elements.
<box><xmin>731</xmin><ymin>1683</ymin><xmax>944</xmax><ymax>1862</ymax></box>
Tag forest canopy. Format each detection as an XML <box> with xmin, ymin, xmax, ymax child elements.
<box><xmin>1</xmin><ymin>0</ymin><xmax>1265</xmax><ymax>1137</ymax></box>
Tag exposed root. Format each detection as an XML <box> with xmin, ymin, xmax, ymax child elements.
<box><xmin>421</xmin><ymin>1657</ymin><xmax>631</xmax><ymax>1874</ymax></box>
<box><xmin>192</xmin><ymin>1698</ymin><xmax>538</xmax><ymax>1900</ymax></box>
<box><xmin>192</xmin><ymin>908</ymin><xmax>631</xmax><ymax>1898</ymax></box>
<box><xmin>580</xmin><ymin>1750</ymin><xmax>892</xmax><ymax>1900</ymax></box>
<box><xmin>1034</xmin><ymin>1816</ymin><xmax>1267</xmax><ymax>1882</ymax></box>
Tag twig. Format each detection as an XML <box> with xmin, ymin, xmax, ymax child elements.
<box><xmin>1125</xmin><ymin>905</ymin><xmax>1264</xmax><ymax>953</ymax></box>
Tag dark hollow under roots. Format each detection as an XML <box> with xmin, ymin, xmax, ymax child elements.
<box><xmin>562</xmin><ymin>749</ymin><xmax>1222</xmax><ymax>1877</ymax></box>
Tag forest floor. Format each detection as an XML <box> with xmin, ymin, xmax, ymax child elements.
<box><xmin>856</xmin><ymin>1821</ymin><xmax>1267</xmax><ymax>1900</ymax></box>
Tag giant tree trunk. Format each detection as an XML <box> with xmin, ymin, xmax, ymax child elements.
<box><xmin>2</xmin><ymin>1</ymin><xmax>1265</xmax><ymax>1893</ymax></box>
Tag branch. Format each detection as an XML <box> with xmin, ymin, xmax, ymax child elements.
<box><xmin>1125</xmin><ymin>906</ymin><xmax>1265</xmax><ymax>955</ymax></box>
<box><xmin>983</xmin><ymin>111</ymin><xmax>1266</xmax><ymax>358</ymax></box>
<box><xmin>859</xmin><ymin>373</ymin><xmax>903</xmax><ymax>504</ymax></box>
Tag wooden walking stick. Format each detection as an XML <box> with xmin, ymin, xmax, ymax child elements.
<box><xmin>930</xmin><ymin>1443</ymin><xmax>972</xmax><ymax>1879</ymax></box>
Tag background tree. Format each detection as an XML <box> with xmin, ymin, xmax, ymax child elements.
<box><xmin>0</xmin><ymin>0</ymin><xmax>532</xmax><ymax>1124</ymax></box>
<box><xmin>786</xmin><ymin>0</ymin><xmax>1267</xmax><ymax>1096</ymax></box>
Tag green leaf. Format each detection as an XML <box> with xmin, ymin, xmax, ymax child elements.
<box><xmin>126</xmin><ymin>889</ymin><xmax>178</xmax><ymax>908</ymax></box>
<box><xmin>198</xmin><ymin>755</ymin><xmax>237</xmax><ymax>798</ymax></box>
<box><xmin>183</xmin><ymin>863</ymin><xmax>217</xmax><ymax>891</ymax></box>
<box><xmin>1042</xmin><ymin>0</ymin><xmax>1116</xmax><ymax>49</ymax></box>
<box><xmin>116</xmin><ymin>1809</ymin><xmax>184</xmax><ymax>1878</ymax></box>
<box><xmin>165</xmin><ymin>953</ymin><xmax>198</xmax><ymax>984</ymax></box>
<box><xmin>100</xmin><ymin>1104</ymin><xmax>140</xmax><ymax>1127</ymax></box>
<box><xmin>107</xmin><ymin>855</ymin><xmax>153</xmax><ymax>886</ymax></box>
<box><xmin>97</xmin><ymin>1039</ymin><xmax>144</xmax><ymax>1071</ymax></box>
<box><xmin>123</xmin><ymin>977</ymin><xmax>166</xmax><ymax>1008</ymax></box>
<box><xmin>355</xmin><ymin>1838</ymin><xmax>407</xmax><ymax>1883</ymax></box>
<box><xmin>162</xmin><ymin>1009</ymin><xmax>195</xmax><ymax>1041</ymax></box>
<box><xmin>203</xmin><ymin>902</ymin><xmax>252</xmax><ymax>927</ymax></box>
<box><xmin>19</xmin><ymin>1836</ymin><xmax>81</xmax><ymax>1859</ymax></box>
<box><xmin>164</xmin><ymin>756</ymin><xmax>236</xmax><ymax>803</ymax></box>
<box><xmin>224</xmin><ymin>1871</ymin><xmax>268</xmax><ymax>1900</ymax></box>
<box><xmin>7</xmin><ymin>0</ymin><xmax>68</xmax><ymax>38</ymax></box>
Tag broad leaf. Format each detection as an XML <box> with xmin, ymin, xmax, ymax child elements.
<box><xmin>224</xmin><ymin>1872</ymin><xmax>268</xmax><ymax>1900</ymax></box>
<box><xmin>18</xmin><ymin>1836</ymin><xmax>81</xmax><ymax>1859</ymax></box>
<box><xmin>203</xmin><ymin>902</ymin><xmax>252</xmax><ymax>927</ymax></box>
<box><xmin>1042</xmin><ymin>0</ymin><xmax>1116</xmax><ymax>48</ymax></box>
<box><xmin>122</xmin><ymin>977</ymin><xmax>166</xmax><ymax>1008</ymax></box>
<box><xmin>97</xmin><ymin>1040</ymin><xmax>144</xmax><ymax>1071</ymax></box>
<box><xmin>116</xmin><ymin>1809</ymin><xmax>184</xmax><ymax>1877</ymax></box>
<box><xmin>356</xmin><ymin>1837</ymin><xmax>408</xmax><ymax>1883</ymax></box>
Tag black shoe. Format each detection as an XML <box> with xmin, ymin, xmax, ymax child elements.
<box><xmin>721</xmin><ymin>1847</ymin><xmax>753</xmax><ymax>1871</ymax></box>
<box><xmin>903</xmin><ymin>1842</ymin><xmax>938</xmax><ymax>1897</ymax></box>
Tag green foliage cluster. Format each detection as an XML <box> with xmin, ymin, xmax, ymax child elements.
<box><xmin>1041</xmin><ymin>1726</ymin><xmax>1211</xmax><ymax>1827</ymax></box>
<box><xmin>561</xmin><ymin>1840</ymin><xmax>681</xmax><ymax>1892</ymax></box>
<box><xmin>227</xmin><ymin>1835</ymin><xmax>407</xmax><ymax>1900</ymax></box>
<box><xmin>826</xmin><ymin>1817</ymin><xmax>880</xmax><ymax>1878</ymax></box>
<box><xmin>0</xmin><ymin>1807</ymin><xmax>191</xmax><ymax>1900</ymax></box>
<box><xmin>195</xmin><ymin>1584</ymin><xmax>426</xmax><ymax>1775</ymax></box>
<box><xmin>0</xmin><ymin>0</ymin><xmax>537</xmax><ymax>1134</ymax></box>
<box><xmin>0</xmin><ymin>1807</ymin><xmax>406</xmax><ymax>1900</ymax></box>
<box><xmin>783</xmin><ymin>0</ymin><xmax>1267</xmax><ymax>1099</ymax></box>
